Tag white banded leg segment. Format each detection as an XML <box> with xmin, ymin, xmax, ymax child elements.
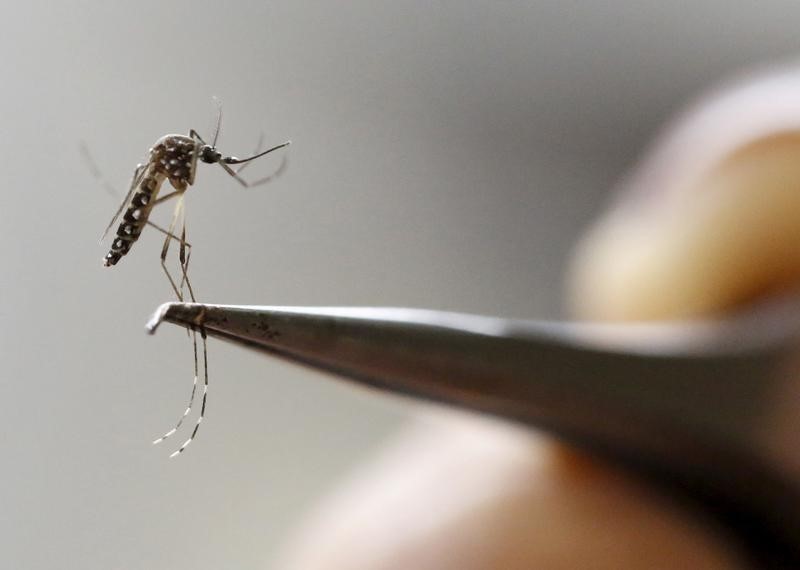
<box><xmin>169</xmin><ymin>329</ymin><xmax>209</xmax><ymax>458</ymax></box>
<box><xmin>154</xmin><ymin>208</ymin><xmax>202</xmax><ymax>450</ymax></box>
<box><xmin>153</xmin><ymin>330</ymin><xmax>201</xmax><ymax>445</ymax></box>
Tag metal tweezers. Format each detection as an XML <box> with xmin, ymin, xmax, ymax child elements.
<box><xmin>147</xmin><ymin>297</ymin><xmax>800</xmax><ymax>567</ymax></box>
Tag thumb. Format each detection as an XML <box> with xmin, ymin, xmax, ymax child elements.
<box><xmin>570</xmin><ymin>64</ymin><xmax>800</xmax><ymax>321</ymax></box>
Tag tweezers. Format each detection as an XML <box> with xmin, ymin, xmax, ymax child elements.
<box><xmin>147</xmin><ymin>297</ymin><xmax>800</xmax><ymax>567</ymax></box>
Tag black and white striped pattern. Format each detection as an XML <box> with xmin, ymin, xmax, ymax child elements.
<box><xmin>169</xmin><ymin>330</ymin><xmax>209</xmax><ymax>458</ymax></box>
<box><xmin>153</xmin><ymin>328</ymin><xmax>209</xmax><ymax>458</ymax></box>
<box><xmin>104</xmin><ymin>173</ymin><xmax>161</xmax><ymax>266</ymax></box>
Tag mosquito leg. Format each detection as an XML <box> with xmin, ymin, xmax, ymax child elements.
<box><xmin>178</xmin><ymin>246</ymin><xmax>194</xmax><ymax>301</ymax></box>
<box><xmin>232</xmin><ymin>133</ymin><xmax>265</xmax><ymax>176</ymax></box>
<box><xmin>167</xmin><ymin>214</ymin><xmax>207</xmax><ymax>455</ymax></box>
<box><xmin>151</xmin><ymin>190</ymin><xmax>182</xmax><ymax>207</ymax></box>
<box><xmin>177</xmin><ymin>215</ymin><xmax>197</xmax><ymax>303</ymax></box>
<box><xmin>189</xmin><ymin>129</ymin><xmax>208</xmax><ymax>145</ymax></box>
<box><xmin>153</xmin><ymin>198</ymin><xmax>204</xmax><ymax>447</ymax></box>
<box><xmin>165</xmin><ymin>199</ymin><xmax>193</xmax><ymax>302</ymax></box>
<box><xmin>80</xmin><ymin>141</ymin><xmax>121</xmax><ymax>198</ymax></box>
<box><xmin>153</xmin><ymin>332</ymin><xmax>199</xmax><ymax>445</ymax></box>
<box><xmin>147</xmin><ymin>218</ymin><xmax>195</xmax><ymax>300</ymax></box>
<box><xmin>159</xmin><ymin>195</ymin><xmax>186</xmax><ymax>301</ymax></box>
<box><xmin>146</xmin><ymin>220</ymin><xmax>192</xmax><ymax>249</ymax></box>
<box><xmin>81</xmin><ymin>141</ymin><xmax>146</xmax><ymax>202</ymax></box>
<box><xmin>170</xmin><ymin>327</ymin><xmax>209</xmax><ymax>458</ymax></box>
<box><xmin>157</xmin><ymin>199</ymin><xmax>196</xmax><ymax>333</ymax></box>
<box><xmin>143</xmin><ymin>219</ymin><xmax>196</xmax><ymax>298</ymax></box>
<box><xmin>218</xmin><ymin>151</ymin><xmax>289</xmax><ymax>189</ymax></box>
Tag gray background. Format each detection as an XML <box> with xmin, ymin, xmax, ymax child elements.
<box><xmin>1</xmin><ymin>1</ymin><xmax>798</xmax><ymax>568</ymax></box>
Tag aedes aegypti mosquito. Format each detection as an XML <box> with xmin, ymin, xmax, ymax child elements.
<box><xmin>93</xmin><ymin>107</ymin><xmax>290</xmax><ymax>457</ymax></box>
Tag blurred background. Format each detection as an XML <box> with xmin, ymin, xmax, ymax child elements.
<box><xmin>2</xmin><ymin>1</ymin><xmax>800</xmax><ymax>568</ymax></box>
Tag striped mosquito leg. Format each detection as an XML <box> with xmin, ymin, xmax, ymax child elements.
<box><xmin>158</xmin><ymin>198</ymin><xmax>196</xmax><ymax>304</ymax></box>
<box><xmin>144</xmin><ymin>219</ymin><xmax>194</xmax><ymax>304</ymax></box>
<box><xmin>231</xmin><ymin>133</ymin><xmax>264</xmax><ymax>176</ymax></box>
<box><xmin>218</xmin><ymin>151</ymin><xmax>289</xmax><ymax>189</ymax></box>
<box><xmin>152</xmin><ymin>199</ymin><xmax>204</xmax><ymax>448</ymax></box>
<box><xmin>159</xmin><ymin>195</ymin><xmax>186</xmax><ymax>301</ymax></box>
<box><xmin>170</xmin><ymin>328</ymin><xmax>209</xmax><ymax>458</ymax></box>
<box><xmin>178</xmin><ymin>222</ymin><xmax>196</xmax><ymax>302</ymax></box>
<box><xmin>153</xmin><ymin>332</ymin><xmax>200</xmax><ymax>445</ymax></box>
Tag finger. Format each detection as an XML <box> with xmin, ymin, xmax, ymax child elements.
<box><xmin>274</xmin><ymin>65</ymin><xmax>800</xmax><ymax>570</ymax></box>
<box><xmin>570</xmin><ymin>65</ymin><xmax>800</xmax><ymax>320</ymax></box>
<box><xmin>276</xmin><ymin>413</ymin><xmax>745</xmax><ymax>569</ymax></box>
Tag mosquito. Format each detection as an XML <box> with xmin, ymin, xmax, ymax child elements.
<box><xmin>95</xmin><ymin>108</ymin><xmax>290</xmax><ymax>456</ymax></box>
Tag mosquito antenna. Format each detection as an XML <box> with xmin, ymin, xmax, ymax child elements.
<box><xmin>222</xmin><ymin>140</ymin><xmax>291</xmax><ymax>165</ymax></box>
<box><xmin>211</xmin><ymin>97</ymin><xmax>223</xmax><ymax>148</ymax></box>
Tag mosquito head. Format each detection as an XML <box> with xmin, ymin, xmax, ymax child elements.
<box><xmin>199</xmin><ymin>145</ymin><xmax>222</xmax><ymax>164</ymax></box>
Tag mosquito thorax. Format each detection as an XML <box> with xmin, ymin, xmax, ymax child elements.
<box><xmin>147</xmin><ymin>135</ymin><xmax>198</xmax><ymax>191</ymax></box>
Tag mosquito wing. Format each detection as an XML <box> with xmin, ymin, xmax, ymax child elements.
<box><xmin>99</xmin><ymin>164</ymin><xmax>147</xmax><ymax>243</ymax></box>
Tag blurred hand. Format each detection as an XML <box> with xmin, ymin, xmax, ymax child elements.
<box><xmin>276</xmin><ymin>66</ymin><xmax>800</xmax><ymax>570</ymax></box>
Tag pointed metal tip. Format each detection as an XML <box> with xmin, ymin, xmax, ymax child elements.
<box><xmin>146</xmin><ymin>302</ymin><xmax>212</xmax><ymax>335</ymax></box>
<box><xmin>146</xmin><ymin>302</ymin><xmax>175</xmax><ymax>334</ymax></box>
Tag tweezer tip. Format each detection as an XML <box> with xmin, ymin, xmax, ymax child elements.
<box><xmin>146</xmin><ymin>303</ymin><xmax>171</xmax><ymax>334</ymax></box>
<box><xmin>146</xmin><ymin>302</ymin><xmax>181</xmax><ymax>334</ymax></box>
<box><xmin>146</xmin><ymin>301</ymin><xmax>212</xmax><ymax>335</ymax></box>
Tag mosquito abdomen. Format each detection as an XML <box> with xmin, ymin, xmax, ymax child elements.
<box><xmin>104</xmin><ymin>172</ymin><xmax>162</xmax><ymax>267</ymax></box>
